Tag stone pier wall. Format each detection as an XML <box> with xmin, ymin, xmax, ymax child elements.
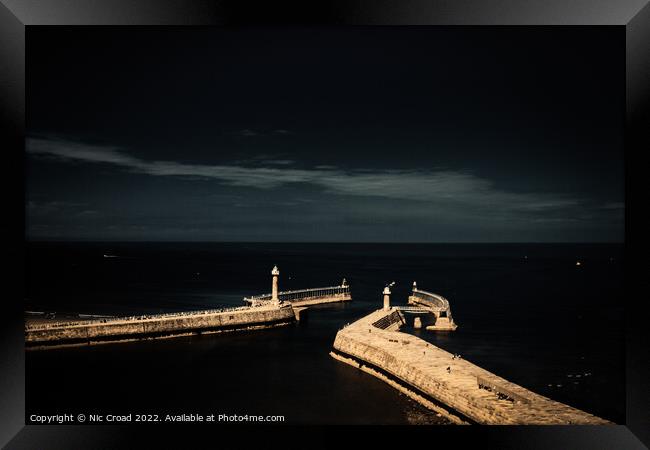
<box><xmin>332</xmin><ymin>308</ymin><xmax>611</xmax><ymax>425</ymax></box>
<box><xmin>26</xmin><ymin>305</ymin><xmax>296</xmax><ymax>348</ymax></box>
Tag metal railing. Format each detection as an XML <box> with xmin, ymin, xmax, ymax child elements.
<box><xmin>372</xmin><ymin>311</ymin><xmax>404</xmax><ymax>330</ymax></box>
<box><xmin>25</xmin><ymin>305</ymin><xmax>255</xmax><ymax>331</ymax></box>
<box><xmin>411</xmin><ymin>288</ymin><xmax>451</xmax><ymax>311</ymax></box>
<box><xmin>395</xmin><ymin>306</ymin><xmax>430</xmax><ymax>313</ymax></box>
<box><xmin>244</xmin><ymin>284</ymin><xmax>350</xmax><ymax>304</ymax></box>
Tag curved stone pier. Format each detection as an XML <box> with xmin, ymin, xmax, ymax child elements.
<box><xmin>407</xmin><ymin>282</ymin><xmax>457</xmax><ymax>331</ymax></box>
<box><xmin>331</xmin><ymin>307</ymin><xmax>612</xmax><ymax>425</ymax></box>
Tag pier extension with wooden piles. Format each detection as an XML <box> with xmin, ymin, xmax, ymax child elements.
<box><xmin>330</xmin><ymin>284</ymin><xmax>611</xmax><ymax>425</ymax></box>
<box><xmin>243</xmin><ymin>266</ymin><xmax>351</xmax><ymax>308</ymax></box>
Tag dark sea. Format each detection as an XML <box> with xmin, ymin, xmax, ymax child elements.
<box><xmin>25</xmin><ymin>242</ymin><xmax>625</xmax><ymax>425</ymax></box>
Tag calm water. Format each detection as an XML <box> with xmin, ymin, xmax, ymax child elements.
<box><xmin>25</xmin><ymin>242</ymin><xmax>625</xmax><ymax>424</ymax></box>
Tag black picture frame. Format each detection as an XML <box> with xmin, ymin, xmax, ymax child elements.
<box><xmin>1</xmin><ymin>1</ymin><xmax>648</xmax><ymax>448</ymax></box>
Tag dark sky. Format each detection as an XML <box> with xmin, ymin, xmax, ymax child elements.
<box><xmin>26</xmin><ymin>27</ymin><xmax>624</xmax><ymax>242</ymax></box>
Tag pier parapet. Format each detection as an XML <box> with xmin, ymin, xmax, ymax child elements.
<box><xmin>407</xmin><ymin>282</ymin><xmax>458</xmax><ymax>331</ymax></box>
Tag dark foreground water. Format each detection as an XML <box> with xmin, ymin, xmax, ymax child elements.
<box><xmin>25</xmin><ymin>242</ymin><xmax>625</xmax><ymax>424</ymax></box>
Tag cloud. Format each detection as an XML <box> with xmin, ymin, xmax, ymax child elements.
<box><xmin>27</xmin><ymin>200</ymin><xmax>87</xmax><ymax>215</ymax></box>
<box><xmin>314</xmin><ymin>165</ymin><xmax>338</xmax><ymax>170</ymax></box>
<box><xmin>266</xmin><ymin>159</ymin><xmax>295</xmax><ymax>165</ymax></box>
<box><xmin>27</xmin><ymin>137</ymin><xmax>594</xmax><ymax>217</ymax></box>
<box><xmin>27</xmin><ymin>138</ymin><xmax>141</xmax><ymax>166</ymax></box>
<box><xmin>231</xmin><ymin>154</ymin><xmax>296</xmax><ymax>167</ymax></box>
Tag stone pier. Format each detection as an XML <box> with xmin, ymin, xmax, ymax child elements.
<box><xmin>330</xmin><ymin>288</ymin><xmax>611</xmax><ymax>425</ymax></box>
<box><xmin>26</xmin><ymin>266</ymin><xmax>353</xmax><ymax>348</ymax></box>
<box><xmin>26</xmin><ymin>303</ymin><xmax>296</xmax><ymax>349</ymax></box>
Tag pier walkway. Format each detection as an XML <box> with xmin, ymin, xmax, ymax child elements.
<box><xmin>331</xmin><ymin>291</ymin><xmax>611</xmax><ymax>425</ymax></box>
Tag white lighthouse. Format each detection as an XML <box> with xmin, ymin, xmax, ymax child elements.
<box><xmin>383</xmin><ymin>285</ymin><xmax>391</xmax><ymax>311</ymax></box>
<box><xmin>271</xmin><ymin>265</ymin><xmax>280</xmax><ymax>306</ymax></box>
